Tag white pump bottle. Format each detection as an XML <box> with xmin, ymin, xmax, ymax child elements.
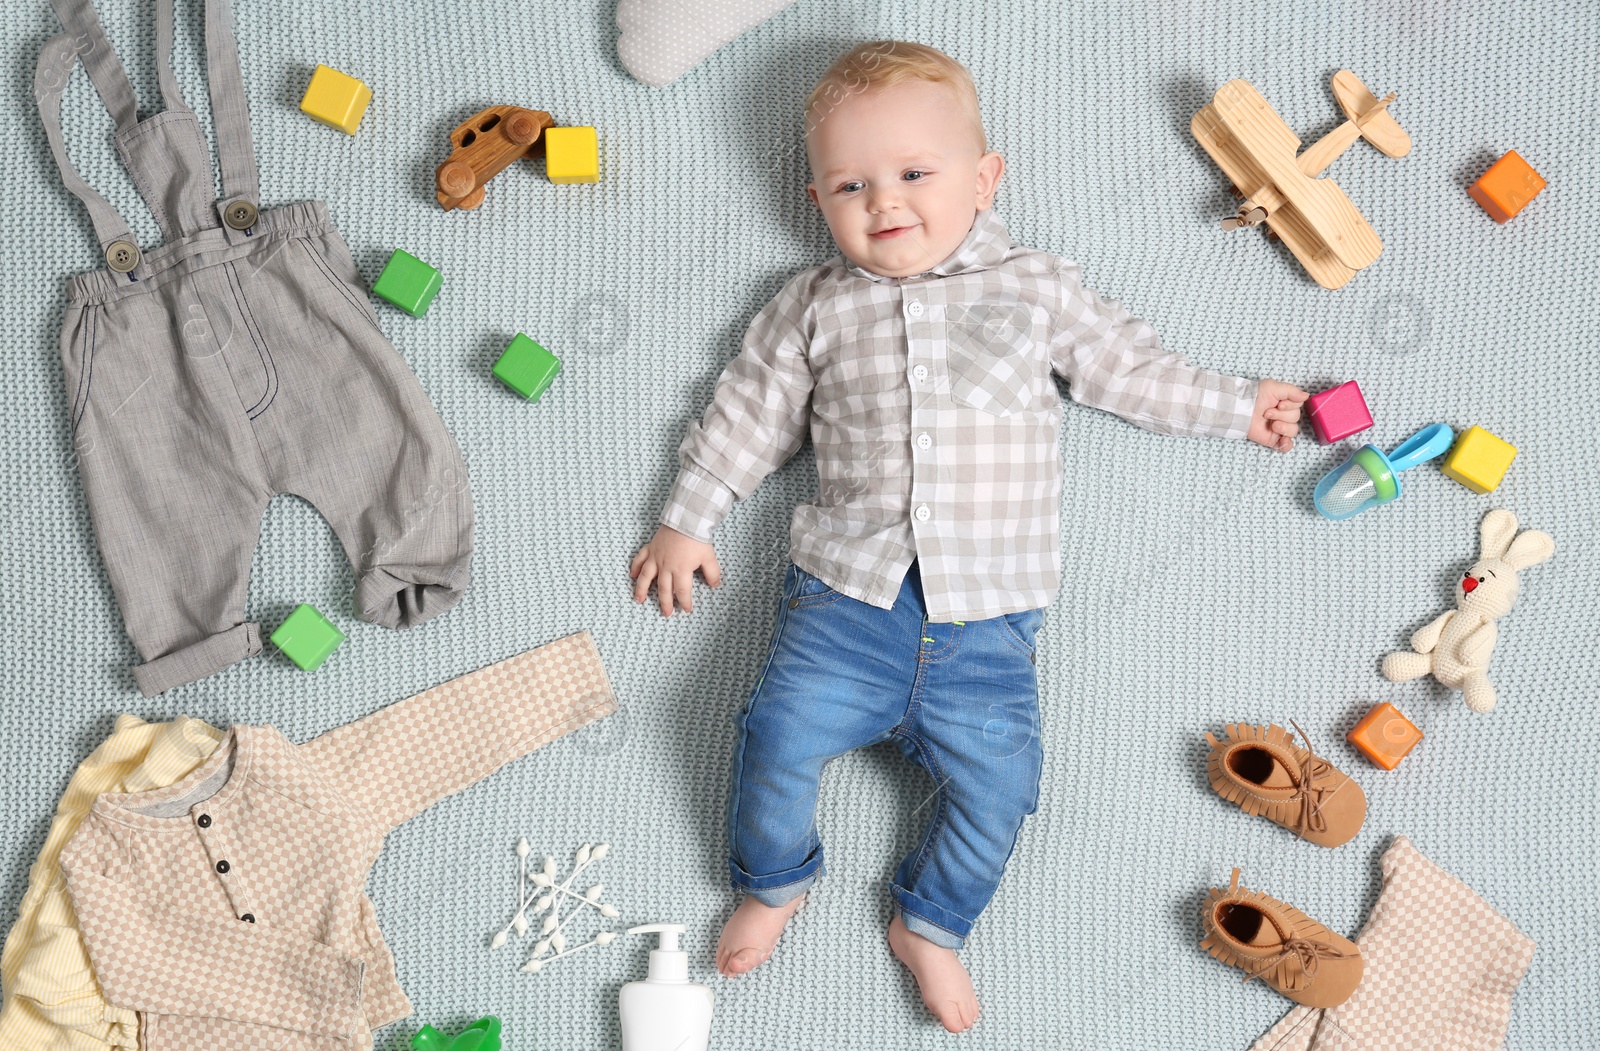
<box><xmin>618</xmin><ymin>923</ymin><xmax>714</xmax><ymax>1051</ymax></box>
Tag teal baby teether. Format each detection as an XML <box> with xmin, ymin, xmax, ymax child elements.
<box><xmin>1313</xmin><ymin>423</ymin><xmax>1454</xmax><ymax>520</ymax></box>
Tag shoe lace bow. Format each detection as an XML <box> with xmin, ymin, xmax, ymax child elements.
<box><xmin>1242</xmin><ymin>933</ymin><xmax>1352</xmax><ymax>986</ymax></box>
<box><xmin>1288</xmin><ymin>719</ymin><xmax>1334</xmax><ymax>836</ymax></box>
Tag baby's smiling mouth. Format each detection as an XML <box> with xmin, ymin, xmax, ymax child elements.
<box><xmin>869</xmin><ymin>224</ymin><xmax>917</xmax><ymax>240</ymax></box>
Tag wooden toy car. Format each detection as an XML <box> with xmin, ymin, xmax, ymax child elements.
<box><xmin>436</xmin><ymin>105</ymin><xmax>555</xmax><ymax>211</ymax></box>
<box><xmin>1191</xmin><ymin>70</ymin><xmax>1412</xmax><ymax>289</ymax></box>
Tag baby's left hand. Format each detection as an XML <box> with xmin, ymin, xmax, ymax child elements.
<box><xmin>1247</xmin><ymin>379</ymin><xmax>1309</xmax><ymax>452</ymax></box>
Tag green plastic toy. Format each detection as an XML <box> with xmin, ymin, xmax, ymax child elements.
<box><xmin>492</xmin><ymin>333</ymin><xmax>562</xmax><ymax>401</ymax></box>
<box><xmin>411</xmin><ymin>1016</ymin><xmax>501</xmax><ymax>1051</ymax></box>
<box><xmin>268</xmin><ymin>604</ymin><xmax>345</xmax><ymax>671</ymax></box>
<box><xmin>372</xmin><ymin>249</ymin><xmax>442</xmax><ymax>317</ymax></box>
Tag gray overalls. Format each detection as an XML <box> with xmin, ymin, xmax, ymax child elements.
<box><xmin>36</xmin><ymin>0</ymin><xmax>474</xmax><ymax>696</ymax></box>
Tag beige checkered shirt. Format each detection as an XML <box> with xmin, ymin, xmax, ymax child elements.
<box><xmin>660</xmin><ymin>207</ymin><xmax>1258</xmax><ymax>621</ymax></box>
<box><xmin>58</xmin><ymin>632</ymin><xmax>616</xmax><ymax>1050</ymax></box>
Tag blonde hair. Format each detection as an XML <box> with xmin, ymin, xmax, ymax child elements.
<box><xmin>804</xmin><ymin>41</ymin><xmax>987</xmax><ymax>156</ymax></box>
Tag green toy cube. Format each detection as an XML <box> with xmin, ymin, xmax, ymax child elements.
<box><xmin>372</xmin><ymin>249</ymin><xmax>442</xmax><ymax>317</ymax></box>
<box><xmin>269</xmin><ymin>604</ymin><xmax>345</xmax><ymax>671</ymax></box>
<box><xmin>492</xmin><ymin>333</ymin><xmax>562</xmax><ymax>401</ymax></box>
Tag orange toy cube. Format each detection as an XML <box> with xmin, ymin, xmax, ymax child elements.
<box><xmin>1347</xmin><ymin>702</ymin><xmax>1423</xmax><ymax>770</ymax></box>
<box><xmin>1468</xmin><ymin>151</ymin><xmax>1545</xmax><ymax>223</ymax></box>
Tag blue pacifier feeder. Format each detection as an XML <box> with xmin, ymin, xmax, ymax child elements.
<box><xmin>1313</xmin><ymin>423</ymin><xmax>1454</xmax><ymax>520</ymax></box>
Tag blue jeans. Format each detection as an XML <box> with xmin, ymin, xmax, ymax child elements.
<box><xmin>726</xmin><ymin>559</ymin><xmax>1045</xmax><ymax>949</ymax></box>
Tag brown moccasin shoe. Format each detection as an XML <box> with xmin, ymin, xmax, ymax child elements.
<box><xmin>1200</xmin><ymin>867</ymin><xmax>1364</xmax><ymax>1008</ymax></box>
<box><xmin>1205</xmin><ymin>721</ymin><xmax>1366</xmax><ymax>848</ymax></box>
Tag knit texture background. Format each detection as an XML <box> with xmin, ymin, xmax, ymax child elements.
<box><xmin>3</xmin><ymin>1</ymin><xmax>1596</xmax><ymax>1048</ymax></box>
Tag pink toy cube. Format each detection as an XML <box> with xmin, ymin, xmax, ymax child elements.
<box><xmin>1306</xmin><ymin>381</ymin><xmax>1373</xmax><ymax>444</ymax></box>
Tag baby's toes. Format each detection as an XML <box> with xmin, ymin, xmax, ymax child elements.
<box><xmin>932</xmin><ymin>994</ymin><xmax>979</xmax><ymax>1033</ymax></box>
<box><xmin>721</xmin><ymin>946</ymin><xmax>768</xmax><ymax>975</ymax></box>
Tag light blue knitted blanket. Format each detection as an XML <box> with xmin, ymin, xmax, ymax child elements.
<box><xmin>3</xmin><ymin>1</ymin><xmax>1595</xmax><ymax>1048</ymax></box>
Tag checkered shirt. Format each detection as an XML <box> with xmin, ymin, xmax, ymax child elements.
<box><xmin>57</xmin><ymin>632</ymin><xmax>617</xmax><ymax>1050</ymax></box>
<box><xmin>659</xmin><ymin>207</ymin><xmax>1259</xmax><ymax>621</ymax></box>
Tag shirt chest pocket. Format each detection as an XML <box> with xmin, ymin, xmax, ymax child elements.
<box><xmin>941</xmin><ymin>302</ymin><xmax>1041</xmax><ymax>417</ymax></box>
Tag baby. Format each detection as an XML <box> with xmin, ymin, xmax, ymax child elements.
<box><xmin>629</xmin><ymin>41</ymin><xmax>1307</xmax><ymax>1032</ymax></box>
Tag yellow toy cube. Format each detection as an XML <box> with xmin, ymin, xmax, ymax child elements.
<box><xmin>300</xmin><ymin>64</ymin><xmax>372</xmax><ymax>135</ymax></box>
<box><xmin>545</xmin><ymin>126</ymin><xmax>599</xmax><ymax>184</ymax></box>
<box><xmin>1441</xmin><ymin>425</ymin><xmax>1518</xmax><ymax>494</ymax></box>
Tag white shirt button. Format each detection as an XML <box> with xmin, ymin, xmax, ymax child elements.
<box><xmin>906</xmin><ymin>299</ymin><xmax>924</xmax><ymax>319</ymax></box>
<box><xmin>914</xmin><ymin>504</ymin><xmax>931</xmax><ymax>522</ymax></box>
<box><xmin>912</xmin><ymin>364</ymin><xmax>928</xmax><ymax>381</ymax></box>
<box><xmin>916</xmin><ymin>432</ymin><xmax>932</xmax><ymax>450</ymax></box>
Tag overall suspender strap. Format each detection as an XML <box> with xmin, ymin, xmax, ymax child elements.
<box><xmin>39</xmin><ymin>0</ymin><xmax>265</xmax><ymax>271</ymax></box>
<box><xmin>34</xmin><ymin>34</ymin><xmax>142</xmax><ymax>276</ymax></box>
<box><xmin>154</xmin><ymin>0</ymin><xmax>195</xmax><ymax>116</ymax></box>
<box><xmin>52</xmin><ymin>0</ymin><xmax>211</xmax><ymax>124</ymax></box>
<box><xmin>47</xmin><ymin>0</ymin><xmax>138</xmax><ymax>130</ymax></box>
<box><xmin>202</xmin><ymin>0</ymin><xmax>263</xmax><ymax>224</ymax></box>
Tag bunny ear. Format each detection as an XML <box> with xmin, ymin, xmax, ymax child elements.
<box><xmin>1502</xmin><ymin>529</ymin><xmax>1554</xmax><ymax>571</ymax></box>
<box><xmin>1479</xmin><ymin>509</ymin><xmax>1518</xmax><ymax>561</ymax></box>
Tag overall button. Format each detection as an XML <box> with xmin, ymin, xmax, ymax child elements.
<box><xmin>215</xmin><ymin>860</ymin><xmax>230</xmax><ymax>874</ymax></box>
<box><xmin>196</xmin><ymin>814</ymin><xmax>212</xmax><ymax>828</ymax></box>
<box><xmin>223</xmin><ymin>200</ymin><xmax>258</xmax><ymax>230</ymax></box>
<box><xmin>906</xmin><ymin>299</ymin><xmax>924</xmax><ymax>319</ymax></box>
<box><xmin>914</xmin><ymin>504</ymin><xmax>931</xmax><ymax>522</ymax></box>
<box><xmin>912</xmin><ymin>364</ymin><xmax>928</xmax><ymax>381</ymax></box>
<box><xmin>240</xmin><ymin>913</ymin><xmax>256</xmax><ymax>923</ymax></box>
<box><xmin>104</xmin><ymin>240</ymin><xmax>140</xmax><ymax>273</ymax></box>
<box><xmin>916</xmin><ymin>432</ymin><xmax>932</xmax><ymax>450</ymax></box>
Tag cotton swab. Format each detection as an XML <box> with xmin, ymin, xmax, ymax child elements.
<box><xmin>521</xmin><ymin>931</ymin><xmax>617</xmax><ymax>972</ymax></box>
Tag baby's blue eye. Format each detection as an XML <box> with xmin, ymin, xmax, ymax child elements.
<box><xmin>839</xmin><ymin>181</ymin><xmax>863</xmax><ymax>193</ymax></box>
<box><xmin>904</xmin><ymin>170</ymin><xmax>927</xmax><ymax>181</ymax></box>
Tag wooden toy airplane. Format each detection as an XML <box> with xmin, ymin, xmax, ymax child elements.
<box><xmin>1192</xmin><ymin>70</ymin><xmax>1411</xmax><ymax>289</ymax></box>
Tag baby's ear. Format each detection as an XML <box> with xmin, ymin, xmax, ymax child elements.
<box><xmin>1502</xmin><ymin>529</ymin><xmax>1555</xmax><ymax>572</ymax></box>
<box><xmin>1478</xmin><ymin>508</ymin><xmax>1518</xmax><ymax>561</ymax></box>
<box><xmin>974</xmin><ymin>151</ymin><xmax>1005</xmax><ymax>209</ymax></box>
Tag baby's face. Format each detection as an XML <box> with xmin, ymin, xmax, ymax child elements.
<box><xmin>807</xmin><ymin>80</ymin><xmax>1004</xmax><ymax>279</ymax></box>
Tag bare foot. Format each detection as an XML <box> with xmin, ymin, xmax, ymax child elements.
<box><xmin>716</xmin><ymin>894</ymin><xmax>805</xmax><ymax>976</ymax></box>
<box><xmin>887</xmin><ymin>914</ymin><xmax>979</xmax><ymax>1033</ymax></box>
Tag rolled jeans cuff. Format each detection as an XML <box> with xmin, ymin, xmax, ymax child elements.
<box><xmin>728</xmin><ymin>852</ymin><xmax>821</xmax><ymax>908</ymax></box>
<box><xmin>891</xmin><ymin>882</ymin><xmax>971</xmax><ymax>949</ymax></box>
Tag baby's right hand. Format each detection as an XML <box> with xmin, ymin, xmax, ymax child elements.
<box><xmin>629</xmin><ymin>525</ymin><xmax>722</xmax><ymax>616</ymax></box>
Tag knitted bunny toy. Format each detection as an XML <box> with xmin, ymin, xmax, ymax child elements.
<box><xmin>1382</xmin><ymin>508</ymin><xmax>1554</xmax><ymax>712</ymax></box>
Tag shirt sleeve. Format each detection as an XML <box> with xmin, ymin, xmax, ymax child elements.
<box><xmin>59</xmin><ymin>858</ymin><xmax>369</xmax><ymax>1039</ymax></box>
<box><xmin>1048</xmin><ymin>259</ymin><xmax>1257</xmax><ymax>439</ymax></box>
<box><xmin>295</xmin><ymin>630</ymin><xmax>617</xmax><ymax>832</ymax></box>
<box><xmin>657</xmin><ymin>268</ymin><xmax>821</xmax><ymax>543</ymax></box>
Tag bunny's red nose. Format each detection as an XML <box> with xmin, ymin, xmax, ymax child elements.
<box><xmin>1462</xmin><ymin>576</ymin><xmax>1478</xmax><ymax>593</ymax></box>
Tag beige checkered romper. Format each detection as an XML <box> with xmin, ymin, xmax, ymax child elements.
<box><xmin>58</xmin><ymin>632</ymin><xmax>617</xmax><ymax>1050</ymax></box>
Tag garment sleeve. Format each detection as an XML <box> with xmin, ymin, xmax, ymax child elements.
<box><xmin>59</xmin><ymin>860</ymin><xmax>368</xmax><ymax>1040</ymax></box>
<box><xmin>657</xmin><ymin>268</ymin><xmax>820</xmax><ymax>543</ymax></box>
<box><xmin>1048</xmin><ymin>259</ymin><xmax>1257</xmax><ymax>439</ymax></box>
<box><xmin>295</xmin><ymin>630</ymin><xmax>617</xmax><ymax>832</ymax></box>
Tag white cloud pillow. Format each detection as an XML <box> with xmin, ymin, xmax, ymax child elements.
<box><xmin>616</xmin><ymin>0</ymin><xmax>801</xmax><ymax>87</ymax></box>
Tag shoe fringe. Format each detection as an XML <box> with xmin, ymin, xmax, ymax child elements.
<box><xmin>1199</xmin><ymin>872</ymin><xmax>1336</xmax><ymax>993</ymax></box>
<box><xmin>1204</xmin><ymin>722</ymin><xmax>1311</xmax><ymax>826</ymax></box>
